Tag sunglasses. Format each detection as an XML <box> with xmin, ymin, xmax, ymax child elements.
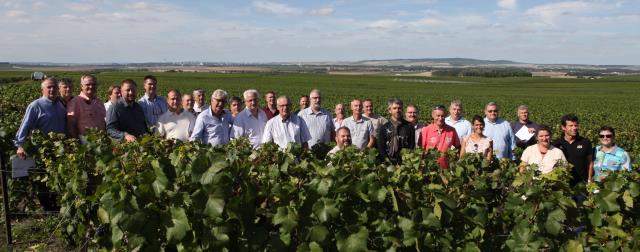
<box><xmin>599</xmin><ymin>134</ymin><xmax>613</xmax><ymax>139</ymax></box>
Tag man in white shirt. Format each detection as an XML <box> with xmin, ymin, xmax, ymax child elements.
<box><xmin>232</xmin><ymin>89</ymin><xmax>268</xmax><ymax>148</ymax></box>
<box><xmin>156</xmin><ymin>89</ymin><xmax>196</xmax><ymax>141</ymax></box>
<box><xmin>297</xmin><ymin>89</ymin><xmax>335</xmax><ymax>147</ymax></box>
<box><xmin>262</xmin><ymin>96</ymin><xmax>311</xmax><ymax>150</ymax></box>
<box><xmin>445</xmin><ymin>100</ymin><xmax>472</xmax><ymax>141</ymax></box>
<box><xmin>193</xmin><ymin>89</ymin><xmax>207</xmax><ymax>114</ymax></box>
<box><xmin>342</xmin><ymin>99</ymin><xmax>375</xmax><ymax>149</ymax></box>
<box><xmin>328</xmin><ymin>127</ymin><xmax>352</xmax><ymax>155</ymax></box>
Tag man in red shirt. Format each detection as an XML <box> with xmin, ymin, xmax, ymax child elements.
<box><xmin>262</xmin><ymin>90</ymin><xmax>278</xmax><ymax>120</ymax></box>
<box><xmin>420</xmin><ymin>105</ymin><xmax>460</xmax><ymax>169</ymax></box>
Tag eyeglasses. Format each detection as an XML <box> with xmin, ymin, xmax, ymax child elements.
<box><xmin>487</xmin><ymin>110</ymin><xmax>498</xmax><ymax>113</ymax></box>
<box><xmin>599</xmin><ymin>134</ymin><xmax>613</xmax><ymax>139</ymax></box>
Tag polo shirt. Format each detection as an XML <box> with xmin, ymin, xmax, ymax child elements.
<box><xmin>445</xmin><ymin>116</ymin><xmax>472</xmax><ymax>140</ymax></box>
<box><xmin>420</xmin><ymin>124</ymin><xmax>460</xmax><ymax>169</ymax></box>
<box><xmin>593</xmin><ymin>145</ymin><xmax>631</xmax><ymax>181</ymax></box>
<box><xmin>552</xmin><ymin>136</ymin><xmax>593</xmax><ymax>184</ymax></box>
<box><xmin>190</xmin><ymin>108</ymin><xmax>233</xmax><ymax>146</ymax></box>
<box><xmin>261</xmin><ymin>114</ymin><xmax>311</xmax><ymax>150</ymax></box>
<box><xmin>67</xmin><ymin>94</ymin><xmax>106</xmax><ymax>136</ymax></box>
<box><xmin>298</xmin><ymin>107</ymin><xmax>335</xmax><ymax>147</ymax></box>
<box><xmin>106</xmin><ymin>100</ymin><xmax>148</xmax><ymax>139</ymax></box>
<box><xmin>138</xmin><ymin>94</ymin><xmax>168</xmax><ymax>126</ymax></box>
<box><xmin>262</xmin><ymin>106</ymin><xmax>279</xmax><ymax>120</ymax></box>
<box><xmin>156</xmin><ymin>109</ymin><xmax>196</xmax><ymax>141</ymax></box>
<box><xmin>483</xmin><ymin>118</ymin><xmax>515</xmax><ymax>160</ymax></box>
<box><xmin>510</xmin><ymin>120</ymin><xmax>541</xmax><ymax>148</ymax></box>
<box><xmin>232</xmin><ymin>108</ymin><xmax>268</xmax><ymax>148</ymax></box>
<box><xmin>342</xmin><ymin>116</ymin><xmax>374</xmax><ymax>149</ymax></box>
<box><xmin>521</xmin><ymin>145</ymin><xmax>566</xmax><ymax>174</ymax></box>
<box><xmin>364</xmin><ymin>114</ymin><xmax>388</xmax><ymax>136</ymax></box>
<box><xmin>14</xmin><ymin>96</ymin><xmax>67</xmax><ymax>147</ymax></box>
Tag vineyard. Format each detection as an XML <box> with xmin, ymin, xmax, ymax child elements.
<box><xmin>0</xmin><ymin>71</ymin><xmax>640</xmax><ymax>250</ymax></box>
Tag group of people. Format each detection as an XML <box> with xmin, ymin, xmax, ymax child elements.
<box><xmin>15</xmin><ymin>75</ymin><xmax>632</xmax><ymax>185</ymax></box>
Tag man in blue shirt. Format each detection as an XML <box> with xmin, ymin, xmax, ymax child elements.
<box><xmin>15</xmin><ymin>78</ymin><xmax>67</xmax><ymax>158</ymax></box>
<box><xmin>138</xmin><ymin>75</ymin><xmax>168</xmax><ymax>127</ymax></box>
<box><xmin>190</xmin><ymin>89</ymin><xmax>234</xmax><ymax>146</ymax></box>
<box><xmin>483</xmin><ymin>102</ymin><xmax>516</xmax><ymax>160</ymax></box>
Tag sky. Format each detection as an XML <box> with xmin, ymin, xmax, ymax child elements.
<box><xmin>1</xmin><ymin>0</ymin><xmax>639</xmax><ymax>65</ymax></box>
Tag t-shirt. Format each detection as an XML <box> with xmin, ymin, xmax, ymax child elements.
<box><xmin>593</xmin><ymin>145</ymin><xmax>631</xmax><ymax>181</ymax></box>
<box><xmin>420</xmin><ymin>124</ymin><xmax>460</xmax><ymax>169</ymax></box>
<box><xmin>552</xmin><ymin>136</ymin><xmax>593</xmax><ymax>184</ymax></box>
<box><xmin>156</xmin><ymin>110</ymin><xmax>196</xmax><ymax>141</ymax></box>
<box><xmin>520</xmin><ymin>145</ymin><xmax>566</xmax><ymax>174</ymax></box>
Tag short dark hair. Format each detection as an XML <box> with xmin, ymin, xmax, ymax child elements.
<box><xmin>336</xmin><ymin>126</ymin><xmax>351</xmax><ymax>135</ymax></box>
<box><xmin>230</xmin><ymin>96</ymin><xmax>242</xmax><ymax>103</ymax></box>
<box><xmin>537</xmin><ymin>125</ymin><xmax>552</xmax><ymax>137</ymax></box>
<box><xmin>167</xmin><ymin>89</ymin><xmax>181</xmax><ymax>97</ymax></box>
<box><xmin>471</xmin><ymin>115</ymin><xmax>484</xmax><ymax>126</ymax></box>
<box><xmin>265</xmin><ymin>90</ymin><xmax>275</xmax><ymax>96</ymax></box>
<box><xmin>120</xmin><ymin>79</ymin><xmax>137</xmax><ymax>87</ymax></box>
<box><xmin>143</xmin><ymin>75</ymin><xmax>157</xmax><ymax>83</ymax></box>
<box><xmin>598</xmin><ymin>126</ymin><xmax>615</xmax><ymax>137</ymax></box>
<box><xmin>107</xmin><ymin>85</ymin><xmax>119</xmax><ymax>95</ymax></box>
<box><xmin>58</xmin><ymin>78</ymin><xmax>73</xmax><ymax>87</ymax></box>
<box><xmin>300</xmin><ymin>95</ymin><xmax>309</xmax><ymax>99</ymax></box>
<box><xmin>560</xmin><ymin>113</ymin><xmax>579</xmax><ymax>126</ymax></box>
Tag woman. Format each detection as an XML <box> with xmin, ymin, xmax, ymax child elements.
<box><xmin>333</xmin><ymin>103</ymin><xmax>345</xmax><ymax>130</ymax></box>
<box><xmin>104</xmin><ymin>85</ymin><xmax>121</xmax><ymax>115</ymax></box>
<box><xmin>593</xmin><ymin>126</ymin><xmax>631</xmax><ymax>181</ymax></box>
<box><xmin>460</xmin><ymin>115</ymin><xmax>493</xmax><ymax>161</ymax></box>
<box><xmin>519</xmin><ymin>125</ymin><xmax>566</xmax><ymax>174</ymax></box>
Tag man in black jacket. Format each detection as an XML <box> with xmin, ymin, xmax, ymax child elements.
<box><xmin>377</xmin><ymin>98</ymin><xmax>415</xmax><ymax>164</ymax></box>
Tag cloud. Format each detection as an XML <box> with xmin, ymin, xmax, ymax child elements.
<box><xmin>67</xmin><ymin>2</ymin><xmax>97</xmax><ymax>12</ymax></box>
<box><xmin>497</xmin><ymin>0</ymin><xmax>517</xmax><ymax>10</ymax></box>
<box><xmin>366</xmin><ymin>19</ymin><xmax>400</xmax><ymax>29</ymax></box>
<box><xmin>309</xmin><ymin>7</ymin><xmax>334</xmax><ymax>16</ymax></box>
<box><xmin>411</xmin><ymin>17</ymin><xmax>445</xmax><ymax>27</ymax></box>
<box><xmin>253</xmin><ymin>1</ymin><xmax>302</xmax><ymax>15</ymax></box>
<box><xmin>524</xmin><ymin>1</ymin><xmax>601</xmax><ymax>24</ymax></box>
<box><xmin>6</xmin><ymin>9</ymin><xmax>27</xmax><ymax>18</ymax></box>
<box><xmin>124</xmin><ymin>2</ymin><xmax>171</xmax><ymax>12</ymax></box>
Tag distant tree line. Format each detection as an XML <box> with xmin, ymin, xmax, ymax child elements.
<box><xmin>432</xmin><ymin>68</ymin><xmax>532</xmax><ymax>78</ymax></box>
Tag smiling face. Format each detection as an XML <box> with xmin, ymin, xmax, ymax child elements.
<box><xmin>167</xmin><ymin>91</ymin><xmax>180</xmax><ymax>111</ymax></box>
<box><xmin>485</xmin><ymin>104</ymin><xmax>499</xmax><ymax>122</ymax></box>
<box><xmin>536</xmin><ymin>129</ymin><xmax>551</xmax><ymax>148</ymax></box>
<box><xmin>181</xmin><ymin>94</ymin><xmax>194</xmax><ymax>110</ymax></box>
<box><xmin>336</xmin><ymin>128</ymin><xmax>352</xmax><ymax>146</ymax></box>
<box><xmin>58</xmin><ymin>83</ymin><xmax>72</xmax><ymax>98</ymax></box>
<box><xmin>277</xmin><ymin>97</ymin><xmax>291</xmax><ymax>119</ymax></box>
<box><xmin>143</xmin><ymin>78</ymin><xmax>157</xmax><ymax>97</ymax></box>
<box><xmin>405</xmin><ymin>106</ymin><xmax>418</xmax><ymax>124</ymax></box>
<box><xmin>363</xmin><ymin>100</ymin><xmax>373</xmax><ymax>115</ymax></box>
<box><xmin>351</xmin><ymin>100</ymin><xmax>362</xmax><ymax>117</ymax></box>
<box><xmin>335</xmin><ymin>103</ymin><xmax>344</xmax><ymax>117</ymax></box>
<box><xmin>449</xmin><ymin>104</ymin><xmax>462</xmax><ymax>120</ymax></box>
<box><xmin>299</xmin><ymin>96</ymin><xmax>309</xmax><ymax>110</ymax></box>
<box><xmin>598</xmin><ymin>129</ymin><xmax>614</xmax><ymax>147</ymax></box>
<box><xmin>121</xmin><ymin>83</ymin><xmax>137</xmax><ymax>104</ymax></box>
<box><xmin>81</xmin><ymin>76</ymin><xmax>97</xmax><ymax>99</ymax></box>
<box><xmin>432</xmin><ymin>109</ymin><xmax>446</xmax><ymax>127</ymax></box>
<box><xmin>210</xmin><ymin>96</ymin><xmax>226</xmax><ymax>116</ymax></box>
<box><xmin>245</xmin><ymin>92</ymin><xmax>258</xmax><ymax>111</ymax></box>
<box><xmin>42</xmin><ymin>79</ymin><xmax>58</xmax><ymax>100</ymax></box>
<box><xmin>388</xmin><ymin>102</ymin><xmax>402</xmax><ymax>121</ymax></box>
<box><xmin>472</xmin><ymin>119</ymin><xmax>485</xmax><ymax>134</ymax></box>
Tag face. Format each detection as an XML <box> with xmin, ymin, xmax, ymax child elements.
<box><xmin>121</xmin><ymin>83</ymin><xmax>137</xmax><ymax>103</ymax></box>
<box><xmin>42</xmin><ymin>80</ymin><xmax>58</xmax><ymax>100</ymax></box>
<box><xmin>485</xmin><ymin>105</ymin><xmax>499</xmax><ymax>121</ymax></box>
<box><xmin>518</xmin><ymin>109</ymin><xmax>529</xmax><ymax>122</ymax></box>
<box><xmin>388</xmin><ymin>103</ymin><xmax>402</xmax><ymax>120</ymax></box>
<box><xmin>299</xmin><ymin>96</ymin><xmax>309</xmax><ymax>109</ymax></box>
<box><xmin>277</xmin><ymin>97</ymin><xmax>291</xmax><ymax>118</ymax></box>
<box><xmin>432</xmin><ymin>109</ymin><xmax>445</xmax><ymax>126</ymax></box>
<box><xmin>309</xmin><ymin>92</ymin><xmax>321</xmax><ymax>110</ymax></box>
<box><xmin>351</xmin><ymin>100</ymin><xmax>362</xmax><ymax>116</ymax></box>
<box><xmin>110</xmin><ymin>87</ymin><xmax>121</xmax><ymax>102</ymax></box>
<box><xmin>363</xmin><ymin>101</ymin><xmax>373</xmax><ymax>115</ymax></box>
<box><xmin>472</xmin><ymin>120</ymin><xmax>485</xmax><ymax>133</ymax></box>
<box><xmin>335</xmin><ymin>104</ymin><xmax>344</xmax><ymax>116</ymax></box>
<box><xmin>81</xmin><ymin>77</ymin><xmax>97</xmax><ymax>98</ymax></box>
<box><xmin>144</xmin><ymin>79</ymin><xmax>157</xmax><ymax>96</ymax></box>
<box><xmin>265</xmin><ymin>93</ymin><xmax>275</xmax><ymax>106</ymax></box>
<box><xmin>210</xmin><ymin>96</ymin><xmax>226</xmax><ymax>115</ymax></box>
<box><xmin>230</xmin><ymin>100</ymin><xmax>242</xmax><ymax>114</ymax></box>
<box><xmin>336</xmin><ymin>129</ymin><xmax>352</xmax><ymax>146</ymax></box>
<box><xmin>405</xmin><ymin>106</ymin><xmax>418</xmax><ymax>124</ymax></box>
<box><xmin>598</xmin><ymin>130</ymin><xmax>614</xmax><ymax>146</ymax></box>
<box><xmin>562</xmin><ymin>120</ymin><xmax>579</xmax><ymax>137</ymax></box>
<box><xmin>167</xmin><ymin>91</ymin><xmax>180</xmax><ymax>110</ymax></box>
<box><xmin>59</xmin><ymin>84</ymin><xmax>72</xmax><ymax>98</ymax></box>
<box><xmin>182</xmin><ymin>94</ymin><xmax>194</xmax><ymax>110</ymax></box>
<box><xmin>194</xmin><ymin>91</ymin><xmax>204</xmax><ymax>105</ymax></box>
<box><xmin>245</xmin><ymin>93</ymin><xmax>259</xmax><ymax>110</ymax></box>
<box><xmin>449</xmin><ymin>105</ymin><xmax>462</xmax><ymax>119</ymax></box>
<box><xmin>537</xmin><ymin>130</ymin><xmax>551</xmax><ymax>147</ymax></box>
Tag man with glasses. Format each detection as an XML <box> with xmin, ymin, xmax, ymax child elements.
<box><xmin>419</xmin><ymin>105</ymin><xmax>460</xmax><ymax>169</ymax></box>
<box><xmin>377</xmin><ymin>98</ymin><xmax>415</xmax><ymax>165</ymax></box>
<box><xmin>262</xmin><ymin>96</ymin><xmax>311</xmax><ymax>150</ymax></box>
<box><xmin>551</xmin><ymin>114</ymin><xmax>594</xmax><ymax>185</ymax></box>
<box><xmin>190</xmin><ymin>89</ymin><xmax>233</xmax><ymax>146</ymax></box>
<box><xmin>483</xmin><ymin>102</ymin><xmax>516</xmax><ymax>160</ymax></box>
<box><xmin>138</xmin><ymin>75</ymin><xmax>168</xmax><ymax>127</ymax></box>
<box><xmin>298</xmin><ymin>89</ymin><xmax>334</xmax><ymax>148</ymax></box>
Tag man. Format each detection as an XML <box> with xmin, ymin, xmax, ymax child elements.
<box><xmin>190</xmin><ymin>89</ymin><xmax>234</xmax><ymax>146</ymax></box>
<box><xmin>328</xmin><ymin>127</ymin><xmax>352</xmax><ymax>155</ymax></box>
<box><xmin>420</xmin><ymin>105</ymin><xmax>461</xmax><ymax>169</ymax></box>
<box><xmin>363</xmin><ymin>98</ymin><xmax>389</xmax><ymax>136</ymax></box>
<box><xmin>58</xmin><ymin>78</ymin><xmax>74</xmax><ymax>107</ymax></box>
<box><xmin>405</xmin><ymin>104</ymin><xmax>424</xmax><ymax>146</ymax></box>
<box><xmin>15</xmin><ymin>78</ymin><xmax>66</xmax><ymax>158</ymax></box>
<box><xmin>181</xmin><ymin>93</ymin><xmax>196</xmax><ymax>115</ymax></box>
<box><xmin>106</xmin><ymin>79</ymin><xmax>148</xmax><ymax>142</ymax></box>
<box><xmin>482</xmin><ymin>102</ymin><xmax>516</xmax><ymax>160</ymax></box>
<box><xmin>377</xmin><ymin>98</ymin><xmax>415</xmax><ymax>165</ymax></box>
<box><xmin>229</xmin><ymin>96</ymin><xmax>243</xmax><ymax>119</ymax></box>
<box><xmin>67</xmin><ymin>74</ymin><xmax>106</xmax><ymax>138</ymax></box>
<box><xmin>156</xmin><ymin>89</ymin><xmax>196</xmax><ymax>141</ymax></box>
<box><xmin>333</xmin><ymin>103</ymin><xmax>345</xmax><ymax>129</ymax></box>
<box><xmin>552</xmin><ymin>114</ymin><xmax>594</xmax><ymax>185</ymax></box>
<box><xmin>193</xmin><ymin>89</ymin><xmax>207</xmax><ymax>114</ymax></box>
<box><xmin>232</xmin><ymin>89</ymin><xmax>268</xmax><ymax>148</ymax></box>
<box><xmin>297</xmin><ymin>89</ymin><xmax>334</xmax><ymax>147</ymax></box>
<box><xmin>262</xmin><ymin>96</ymin><xmax>311</xmax><ymax>150</ymax></box>
<box><xmin>262</xmin><ymin>90</ymin><xmax>278</xmax><ymax>120</ymax></box>
<box><xmin>445</xmin><ymin>100</ymin><xmax>472</xmax><ymax>141</ymax></box>
<box><xmin>342</xmin><ymin>99</ymin><xmax>375</xmax><ymax>150</ymax></box>
<box><xmin>138</xmin><ymin>75</ymin><xmax>168</xmax><ymax>127</ymax></box>
<box><xmin>104</xmin><ymin>85</ymin><xmax>121</xmax><ymax>115</ymax></box>
<box><xmin>510</xmin><ymin>105</ymin><xmax>540</xmax><ymax>149</ymax></box>
<box><xmin>296</xmin><ymin>95</ymin><xmax>309</xmax><ymax>114</ymax></box>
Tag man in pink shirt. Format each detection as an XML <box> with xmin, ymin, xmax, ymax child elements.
<box><xmin>420</xmin><ymin>105</ymin><xmax>460</xmax><ymax>169</ymax></box>
<box><xmin>67</xmin><ymin>74</ymin><xmax>106</xmax><ymax>138</ymax></box>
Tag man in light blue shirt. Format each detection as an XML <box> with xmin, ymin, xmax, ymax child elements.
<box><xmin>190</xmin><ymin>89</ymin><xmax>234</xmax><ymax>146</ymax></box>
<box><xmin>15</xmin><ymin>78</ymin><xmax>67</xmax><ymax>158</ymax></box>
<box><xmin>297</xmin><ymin>89</ymin><xmax>335</xmax><ymax>147</ymax></box>
<box><xmin>483</xmin><ymin>102</ymin><xmax>515</xmax><ymax>160</ymax></box>
<box><xmin>445</xmin><ymin>100</ymin><xmax>472</xmax><ymax>141</ymax></box>
<box><xmin>138</xmin><ymin>75</ymin><xmax>168</xmax><ymax>127</ymax></box>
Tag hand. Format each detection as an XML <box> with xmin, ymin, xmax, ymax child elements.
<box><xmin>527</xmin><ymin>127</ymin><xmax>536</xmax><ymax>134</ymax></box>
<box><xmin>16</xmin><ymin>147</ymin><xmax>26</xmax><ymax>159</ymax></box>
<box><xmin>124</xmin><ymin>133</ymin><xmax>137</xmax><ymax>142</ymax></box>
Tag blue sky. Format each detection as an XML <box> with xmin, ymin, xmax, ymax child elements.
<box><xmin>1</xmin><ymin>0</ymin><xmax>639</xmax><ymax>64</ymax></box>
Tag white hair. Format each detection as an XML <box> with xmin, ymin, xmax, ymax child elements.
<box><xmin>243</xmin><ymin>89</ymin><xmax>259</xmax><ymax>100</ymax></box>
<box><xmin>211</xmin><ymin>89</ymin><xmax>228</xmax><ymax>100</ymax></box>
